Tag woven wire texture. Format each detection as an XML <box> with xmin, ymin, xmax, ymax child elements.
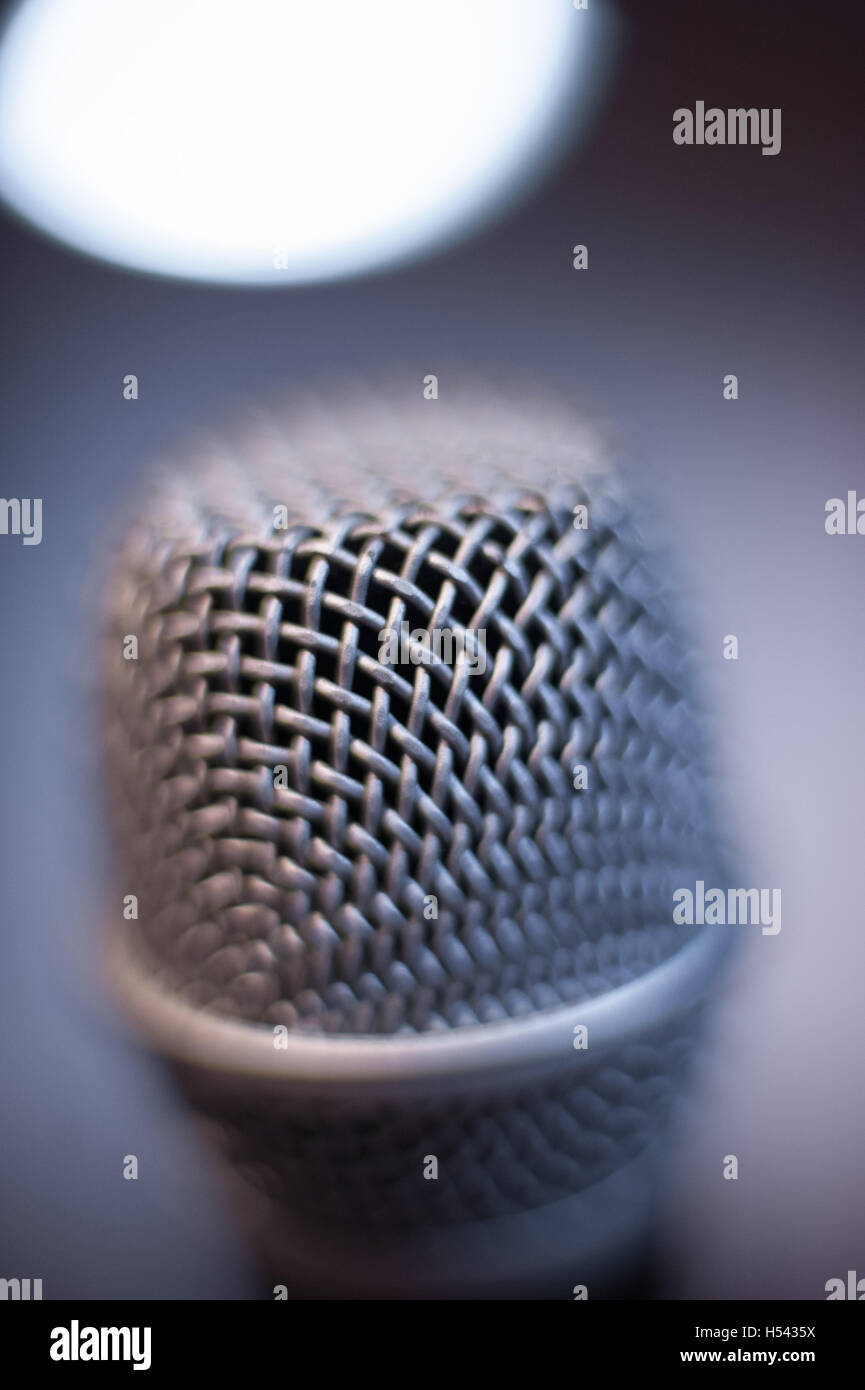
<box><xmin>104</xmin><ymin>385</ymin><xmax>718</xmax><ymax>1040</ymax></box>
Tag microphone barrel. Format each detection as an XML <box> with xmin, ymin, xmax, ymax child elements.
<box><xmin>102</xmin><ymin>384</ymin><xmax>732</xmax><ymax>1296</ymax></box>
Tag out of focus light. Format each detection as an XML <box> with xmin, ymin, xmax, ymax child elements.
<box><xmin>0</xmin><ymin>0</ymin><xmax>598</xmax><ymax>285</ymax></box>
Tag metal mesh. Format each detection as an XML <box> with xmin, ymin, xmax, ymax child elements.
<box><xmin>102</xmin><ymin>385</ymin><xmax>728</xmax><ymax>1253</ymax></box>
<box><xmin>104</xmin><ymin>385</ymin><xmax>717</xmax><ymax>1039</ymax></box>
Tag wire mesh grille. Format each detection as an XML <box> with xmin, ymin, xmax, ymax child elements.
<box><xmin>104</xmin><ymin>388</ymin><xmax>717</xmax><ymax>1038</ymax></box>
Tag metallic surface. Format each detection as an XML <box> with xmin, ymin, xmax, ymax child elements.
<box><xmin>103</xmin><ymin>383</ymin><xmax>729</xmax><ymax>1286</ymax></box>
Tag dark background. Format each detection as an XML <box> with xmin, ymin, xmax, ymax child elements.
<box><xmin>1</xmin><ymin>0</ymin><xmax>863</xmax><ymax>1298</ymax></box>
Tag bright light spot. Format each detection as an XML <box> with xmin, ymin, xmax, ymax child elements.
<box><xmin>0</xmin><ymin>0</ymin><xmax>596</xmax><ymax>284</ymax></box>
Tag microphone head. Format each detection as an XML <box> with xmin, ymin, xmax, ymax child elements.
<box><xmin>103</xmin><ymin>380</ymin><xmax>729</xmax><ymax>1296</ymax></box>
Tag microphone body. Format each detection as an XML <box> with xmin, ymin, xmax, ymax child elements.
<box><xmin>103</xmin><ymin>382</ymin><xmax>730</xmax><ymax>1297</ymax></box>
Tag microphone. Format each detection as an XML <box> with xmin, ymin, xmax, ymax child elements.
<box><xmin>102</xmin><ymin>379</ymin><xmax>730</xmax><ymax>1298</ymax></box>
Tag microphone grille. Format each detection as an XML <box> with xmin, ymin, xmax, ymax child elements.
<box><xmin>104</xmin><ymin>382</ymin><xmax>716</xmax><ymax>1040</ymax></box>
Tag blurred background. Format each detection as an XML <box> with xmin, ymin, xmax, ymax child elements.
<box><xmin>0</xmin><ymin>0</ymin><xmax>863</xmax><ymax>1298</ymax></box>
